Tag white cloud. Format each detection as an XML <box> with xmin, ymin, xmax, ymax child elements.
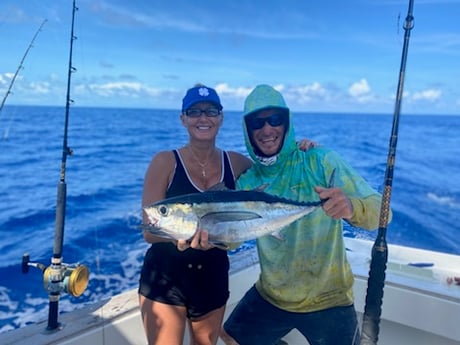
<box><xmin>83</xmin><ymin>81</ymin><xmax>168</xmax><ymax>101</ymax></box>
<box><xmin>348</xmin><ymin>79</ymin><xmax>371</xmax><ymax>97</ymax></box>
<box><xmin>214</xmin><ymin>83</ymin><xmax>252</xmax><ymax>98</ymax></box>
<box><xmin>0</xmin><ymin>73</ymin><xmax>21</xmax><ymax>87</ymax></box>
<box><xmin>0</xmin><ymin>75</ymin><xmax>49</xmax><ymax>96</ymax></box>
<box><xmin>297</xmin><ymin>82</ymin><xmax>326</xmax><ymax>96</ymax></box>
<box><xmin>28</xmin><ymin>81</ymin><xmax>51</xmax><ymax>95</ymax></box>
<box><xmin>286</xmin><ymin>82</ymin><xmax>328</xmax><ymax>104</ymax></box>
<box><xmin>348</xmin><ymin>79</ymin><xmax>374</xmax><ymax>103</ymax></box>
<box><xmin>412</xmin><ymin>89</ymin><xmax>442</xmax><ymax>102</ymax></box>
<box><xmin>88</xmin><ymin>81</ymin><xmax>143</xmax><ymax>97</ymax></box>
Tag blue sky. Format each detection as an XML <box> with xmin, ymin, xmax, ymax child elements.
<box><xmin>0</xmin><ymin>0</ymin><xmax>459</xmax><ymax>115</ymax></box>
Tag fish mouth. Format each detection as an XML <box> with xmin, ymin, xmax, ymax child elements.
<box><xmin>144</xmin><ymin>212</ymin><xmax>159</xmax><ymax>227</ymax></box>
<box><xmin>143</xmin><ymin>207</ymin><xmax>160</xmax><ymax>225</ymax></box>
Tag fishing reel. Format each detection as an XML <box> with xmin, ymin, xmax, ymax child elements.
<box><xmin>22</xmin><ymin>254</ymin><xmax>90</xmax><ymax>297</ymax></box>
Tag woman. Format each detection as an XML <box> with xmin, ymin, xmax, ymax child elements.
<box><xmin>138</xmin><ymin>84</ymin><xmax>252</xmax><ymax>345</ymax></box>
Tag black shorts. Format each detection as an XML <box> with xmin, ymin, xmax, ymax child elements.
<box><xmin>139</xmin><ymin>242</ymin><xmax>230</xmax><ymax>319</ymax></box>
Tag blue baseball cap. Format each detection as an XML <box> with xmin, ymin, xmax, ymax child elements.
<box><xmin>182</xmin><ymin>85</ymin><xmax>223</xmax><ymax>111</ymax></box>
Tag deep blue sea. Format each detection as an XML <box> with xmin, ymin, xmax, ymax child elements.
<box><xmin>1</xmin><ymin>105</ymin><xmax>459</xmax><ymax>333</ymax></box>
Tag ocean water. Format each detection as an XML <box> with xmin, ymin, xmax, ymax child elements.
<box><xmin>0</xmin><ymin>105</ymin><xmax>459</xmax><ymax>333</ymax></box>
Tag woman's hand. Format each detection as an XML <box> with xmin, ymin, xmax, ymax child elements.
<box><xmin>176</xmin><ymin>229</ymin><xmax>214</xmax><ymax>251</ymax></box>
<box><xmin>297</xmin><ymin>139</ymin><xmax>318</xmax><ymax>151</ymax></box>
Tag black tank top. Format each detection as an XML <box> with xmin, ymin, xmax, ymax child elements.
<box><xmin>166</xmin><ymin>149</ymin><xmax>235</xmax><ymax>197</ymax></box>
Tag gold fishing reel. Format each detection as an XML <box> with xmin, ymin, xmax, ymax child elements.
<box><xmin>43</xmin><ymin>263</ymin><xmax>90</xmax><ymax>297</ymax></box>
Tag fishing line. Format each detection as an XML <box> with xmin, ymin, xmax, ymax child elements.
<box><xmin>2</xmin><ymin>107</ymin><xmax>16</xmax><ymax>140</ymax></box>
<box><xmin>360</xmin><ymin>1</ymin><xmax>415</xmax><ymax>344</ymax></box>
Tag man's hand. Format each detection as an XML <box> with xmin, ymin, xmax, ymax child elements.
<box><xmin>314</xmin><ymin>186</ymin><xmax>353</xmax><ymax>220</ymax></box>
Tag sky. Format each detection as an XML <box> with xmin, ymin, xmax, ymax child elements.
<box><xmin>0</xmin><ymin>0</ymin><xmax>459</xmax><ymax>115</ymax></box>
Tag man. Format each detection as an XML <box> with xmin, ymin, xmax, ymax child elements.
<box><xmin>221</xmin><ymin>84</ymin><xmax>388</xmax><ymax>345</ymax></box>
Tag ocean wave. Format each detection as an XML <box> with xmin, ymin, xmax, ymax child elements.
<box><xmin>427</xmin><ymin>192</ymin><xmax>460</xmax><ymax>209</ymax></box>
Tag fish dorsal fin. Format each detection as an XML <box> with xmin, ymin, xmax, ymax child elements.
<box><xmin>201</xmin><ymin>211</ymin><xmax>262</xmax><ymax>223</ymax></box>
<box><xmin>254</xmin><ymin>183</ymin><xmax>268</xmax><ymax>192</ymax></box>
<box><xmin>207</xmin><ymin>182</ymin><xmax>268</xmax><ymax>193</ymax></box>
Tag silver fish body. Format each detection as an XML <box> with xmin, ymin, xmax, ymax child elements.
<box><xmin>143</xmin><ymin>189</ymin><xmax>321</xmax><ymax>245</ymax></box>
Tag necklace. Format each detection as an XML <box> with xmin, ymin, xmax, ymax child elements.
<box><xmin>188</xmin><ymin>145</ymin><xmax>214</xmax><ymax>178</ymax></box>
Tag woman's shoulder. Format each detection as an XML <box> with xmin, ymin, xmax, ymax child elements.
<box><xmin>151</xmin><ymin>149</ymin><xmax>176</xmax><ymax>163</ymax></box>
<box><xmin>225</xmin><ymin>150</ymin><xmax>253</xmax><ymax>177</ymax></box>
<box><xmin>144</xmin><ymin>150</ymin><xmax>178</xmax><ymax>190</ymax></box>
<box><xmin>146</xmin><ymin>150</ymin><xmax>177</xmax><ymax>174</ymax></box>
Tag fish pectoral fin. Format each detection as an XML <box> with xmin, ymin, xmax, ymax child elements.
<box><xmin>209</xmin><ymin>241</ymin><xmax>230</xmax><ymax>250</ymax></box>
<box><xmin>201</xmin><ymin>211</ymin><xmax>262</xmax><ymax>223</ymax></box>
<box><xmin>269</xmin><ymin>231</ymin><xmax>284</xmax><ymax>241</ymax></box>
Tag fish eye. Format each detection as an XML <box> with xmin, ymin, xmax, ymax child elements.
<box><xmin>158</xmin><ymin>205</ymin><xmax>169</xmax><ymax>216</ymax></box>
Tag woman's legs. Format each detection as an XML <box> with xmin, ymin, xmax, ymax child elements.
<box><xmin>140</xmin><ymin>294</ymin><xmax>226</xmax><ymax>345</ymax></box>
<box><xmin>188</xmin><ymin>305</ymin><xmax>226</xmax><ymax>345</ymax></box>
<box><xmin>139</xmin><ymin>294</ymin><xmax>187</xmax><ymax>345</ymax></box>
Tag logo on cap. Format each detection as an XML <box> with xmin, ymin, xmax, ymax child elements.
<box><xmin>198</xmin><ymin>87</ymin><xmax>210</xmax><ymax>97</ymax></box>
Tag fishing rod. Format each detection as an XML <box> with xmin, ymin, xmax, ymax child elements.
<box><xmin>0</xmin><ymin>19</ymin><xmax>47</xmax><ymax>114</ymax></box>
<box><xmin>360</xmin><ymin>0</ymin><xmax>415</xmax><ymax>344</ymax></box>
<box><xmin>22</xmin><ymin>0</ymin><xmax>89</xmax><ymax>331</ymax></box>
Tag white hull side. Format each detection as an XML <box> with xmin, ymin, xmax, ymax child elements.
<box><xmin>1</xmin><ymin>238</ymin><xmax>459</xmax><ymax>345</ymax></box>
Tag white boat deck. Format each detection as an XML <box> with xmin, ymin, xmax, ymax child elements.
<box><xmin>1</xmin><ymin>238</ymin><xmax>459</xmax><ymax>345</ymax></box>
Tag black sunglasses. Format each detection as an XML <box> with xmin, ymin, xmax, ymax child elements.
<box><xmin>184</xmin><ymin>108</ymin><xmax>221</xmax><ymax>117</ymax></box>
<box><xmin>247</xmin><ymin>113</ymin><xmax>286</xmax><ymax>130</ymax></box>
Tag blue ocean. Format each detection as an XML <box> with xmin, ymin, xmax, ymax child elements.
<box><xmin>0</xmin><ymin>105</ymin><xmax>459</xmax><ymax>333</ymax></box>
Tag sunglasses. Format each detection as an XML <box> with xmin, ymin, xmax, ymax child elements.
<box><xmin>184</xmin><ymin>108</ymin><xmax>221</xmax><ymax>117</ymax></box>
<box><xmin>247</xmin><ymin>113</ymin><xmax>286</xmax><ymax>130</ymax></box>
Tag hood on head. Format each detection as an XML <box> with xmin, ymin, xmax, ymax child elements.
<box><xmin>242</xmin><ymin>85</ymin><xmax>297</xmax><ymax>166</ymax></box>
<box><xmin>243</xmin><ymin>84</ymin><xmax>289</xmax><ymax>118</ymax></box>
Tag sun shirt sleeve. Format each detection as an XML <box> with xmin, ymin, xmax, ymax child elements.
<box><xmin>348</xmin><ymin>194</ymin><xmax>392</xmax><ymax>230</ymax></box>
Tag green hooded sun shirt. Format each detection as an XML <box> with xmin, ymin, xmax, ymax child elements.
<box><xmin>237</xmin><ymin>85</ymin><xmax>384</xmax><ymax>313</ymax></box>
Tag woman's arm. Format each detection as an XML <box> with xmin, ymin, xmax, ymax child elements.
<box><xmin>141</xmin><ymin>151</ymin><xmax>175</xmax><ymax>243</ymax></box>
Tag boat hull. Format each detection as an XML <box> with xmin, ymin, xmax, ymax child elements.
<box><xmin>1</xmin><ymin>238</ymin><xmax>459</xmax><ymax>345</ymax></box>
